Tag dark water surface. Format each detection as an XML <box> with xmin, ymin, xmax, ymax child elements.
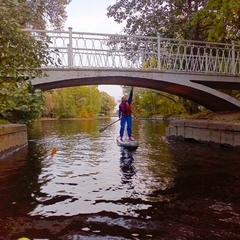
<box><xmin>0</xmin><ymin>119</ymin><xmax>240</xmax><ymax>239</ymax></box>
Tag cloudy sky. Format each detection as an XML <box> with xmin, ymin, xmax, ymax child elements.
<box><xmin>65</xmin><ymin>0</ymin><xmax>125</xmax><ymax>101</ymax></box>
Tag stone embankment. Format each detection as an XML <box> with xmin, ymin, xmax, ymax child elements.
<box><xmin>0</xmin><ymin>124</ymin><xmax>28</xmax><ymax>159</ymax></box>
<box><xmin>165</xmin><ymin>119</ymin><xmax>240</xmax><ymax>149</ymax></box>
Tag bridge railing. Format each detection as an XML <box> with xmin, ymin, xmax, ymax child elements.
<box><xmin>23</xmin><ymin>28</ymin><xmax>240</xmax><ymax>75</ymax></box>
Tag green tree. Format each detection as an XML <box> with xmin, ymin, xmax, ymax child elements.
<box><xmin>0</xmin><ymin>2</ymin><xmax>54</xmax><ymax>82</ymax></box>
<box><xmin>84</xmin><ymin>86</ymin><xmax>102</xmax><ymax>117</ymax></box>
<box><xmin>0</xmin><ymin>0</ymin><xmax>70</xmax><ymax>124</ymax></box>
<box><xmin>107</xmin><ymin>0</ymin><xmax>208</xmax><ymax>40</ymax></box>
<box><xmin>0</xmin><ymin>82</ymin><xmax>45</xmax><ymax>125</ymax></box>
<box><xmin>49</xmin><ymin>86</ymin><xmax>103</xmax><ymax>118</ymax></box>
<box><xmin>52</xmin><ymin>88</ymin><xmax>77</xmax><ymax>118</ymax></box>
<box><xmin>42</xmin><ymin>91</ymin><xmax>55</xmax><ymax>117</ymax></box>
<box><xmin>100</xmin><ymin>92</ymin><xmax>116</xmax><ymax>116</ymax></box>
<box><xmin>193</xmin><ymin>0</ymin><xmax>240</xmax><ymax>43</ymax></box>
<box><xmin>1</xmin><ymin>0</ymin><xmax>71</xmax><ymax>30</ymax></box>
<box><xmin>128</xmin><ymin>87</ymin><xmax>185</xmax><ymax>117</ymax></box>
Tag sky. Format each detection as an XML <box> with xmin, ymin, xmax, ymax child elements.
<box><xmin>65</xmin><ymin>0</ymin><xmax>125</xmax><ymax>101</ymax></box>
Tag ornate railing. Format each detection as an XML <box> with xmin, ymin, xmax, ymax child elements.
<box><xmin>23</xmin><ymin>28</ymin><xmax>240</xmax><ymax>75</ymax></box>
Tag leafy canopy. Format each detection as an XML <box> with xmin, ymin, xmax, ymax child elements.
<box><xmin>43</xmin><ymin>86</ymin><xmax>116</xmax><ymax>118</ymax></box>
<box><xmin>0</xmin><ymin>0</ymin><xmax>70</xmax><ymax>124</ymax></box>
<box><xmin>107</xmin><ymin>0</ymin><xmax>208</xmax><ymax>40</ymax></box>
<box><xmin>193</xmin><ymin>0</ymin><xmax>240</xmax><ymax>42</ymax></box>
<box><xmin>107</xmin><ymin>0</ymin><xmax>240</xmax><ymax>42</ymax></box>
<box><xmin>0</xmin><ymin>0</ymin><xmax>71</xmax><ymax>30</ymax></box>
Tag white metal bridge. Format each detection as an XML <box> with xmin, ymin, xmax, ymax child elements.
<box><xmin>25</xmin><ymin>28</ymin><xmax>240</xmax><ymax>112</ymax></box>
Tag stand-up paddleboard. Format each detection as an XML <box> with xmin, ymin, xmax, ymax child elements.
<box><xmin>116</xmin><ymin>137</ymin><xmax>139</xmax><ymax>149</ymax></box>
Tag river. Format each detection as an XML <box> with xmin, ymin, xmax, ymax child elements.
<box><xmin>0</xmin><ymin>118</ymin><xmax>240</xmax><ymax>239</ymax></box>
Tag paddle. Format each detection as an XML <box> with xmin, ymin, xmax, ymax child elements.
<box><xmin>99</xmin><ymin>119</ymin><xmax>121</xmax><ymax>133</ymax></box>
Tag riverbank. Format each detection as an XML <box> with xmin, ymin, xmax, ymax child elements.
<box><xmin>176</xmin><ymin>111</ymin><xmax>240</xmax><ymax>122</ymax></box>
<box><xmin>165</xmin><ymin>111</ymin><xmax>240</xmax><ymax>150</ymax></box>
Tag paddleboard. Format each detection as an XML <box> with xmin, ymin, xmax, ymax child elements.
<box><xmin>116</xmin><ymin>137</ymin><xmax>139</xmax><ymax>149</ymax></box>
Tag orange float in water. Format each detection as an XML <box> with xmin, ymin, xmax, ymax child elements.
<box><xmin>51</xmin><ymin>147</ymin><xmax>57</xmax><ymax>157</ymax></box>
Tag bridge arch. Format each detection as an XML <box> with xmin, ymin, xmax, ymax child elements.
<box><xmin>32</xmin><ymin>68</ymin><xmax>240</xmax><ymax>112</ymax></box>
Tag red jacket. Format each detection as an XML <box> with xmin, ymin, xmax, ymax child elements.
<box><xmin>119</xmin><ymin>102</ymin><xmax>132</xmax><ymax>116</ymax></box>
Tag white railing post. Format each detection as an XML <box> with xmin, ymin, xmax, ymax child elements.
<box><xmin>141</xmin><ymin>50</ymin><xmax>145</xmax><ymax>68</ymax></box>
<box><xmin>157</xmin><ymin>33</ymin><xmax>161</xmax><ymax>70</ymax></box>
<box><xmin>231</xmin><ymin>40</ymin><xmax>236</xmax><ymax>75</ymax></box>
<box><xmin>68</xmin><ymin>27</ymin><xmax>73</xmax><ymax>68</ymax></box>
<box><xmin>205</xmin><ymin>53</ymin><xmax>208</xmax><ymax>72</ymax></box>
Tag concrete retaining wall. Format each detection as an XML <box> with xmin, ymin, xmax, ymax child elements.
<box><xmin>0</xmin><ymin>124</ymin><xmax>28</xmax><ymax>158</ymax></box>
<box><xmin>165</xmin><ymin>120</ymin><xmax>240</xmax><ymax>149</ymax></box>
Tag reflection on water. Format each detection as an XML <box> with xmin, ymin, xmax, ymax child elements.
<box><xmin>119</xmin><ymin>148</ymin><xmax>136</xmax><ymax>184</ymax></box>
<box><xmin>0</xmin><ymin>119</ymin><xmax>240</xmax><ymax>239</ymax></box>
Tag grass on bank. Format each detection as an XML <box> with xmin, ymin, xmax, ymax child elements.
<box><xmin>0</xmin><ymin>119</ymin><xmax>10</xmax><ymax>124</ymax></box>
<box><xmin>178</xmin><ymin>110</ymin><xmax>215</xmax><ymax>120</ymax></box>
<box><xmin>177</xmin><ymin>110</ymin><xmax>240</xmax><ymax>122</ymax></box>
<box><xmin>155</xmin><ymin>109</ymin><xmax>240</xmax><ymax>122</ymax></box>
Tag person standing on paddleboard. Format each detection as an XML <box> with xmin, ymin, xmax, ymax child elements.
<box><xmin>118</xmin><ymin>87</ymin><xmax>134</xmax><ymax>141</ymax></box>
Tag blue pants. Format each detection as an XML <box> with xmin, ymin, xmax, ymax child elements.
<box><xmin>120</xmin><ymin>115</ymin><xmax>132</xmax><ymax>137</ymax></box>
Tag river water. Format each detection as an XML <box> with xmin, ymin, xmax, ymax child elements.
<box><xmin>0</xmin><ymin>119</ymin><xmax>240</xmax><ymax>239</ymax></box>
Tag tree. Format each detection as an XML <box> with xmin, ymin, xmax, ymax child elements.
<box><xmin>193</xmin><ymin>0</ymin><xmax>240</xmax><ymax>43</ymax></box>
<box><xmin>0</xmin><ymin>1</ymin><xmax>50</xmax><ymax>124</ymax></box>
<box><xmin>0</xmin><ymin>0</ymin><xmax>70</xmax><ymax>124</ymax></box>
<box><xmin>85</xmin><ymin>86</ymin><xmax>102</xmax><ymax>117</ymax></box>
<box><xmin>42</xmin><ymin>91</ymin><xmax>55</xmax><ymax>117</ymax></box>
<box><xmin>131</xmin><ymin>88</ymin><xmax>184</xmax><ymax>117</ymax></box>
<box><xmin>48</xmin><ymin>86</ymin><xmax>104</xmax><ymax>118</ymax></box>
<box><xmin>51</xmin><ymin>88</ymin><xmax>77</xmax><ymax>118</ymax></box>
<box><xmin>100</xmin><ymin>92</ymin><xmax>116</xmax><ymax>116</ymax></box>
<box><xmin>107</xmin><ymin>0</ymin><xmax>208</xmax><ymax>40</ymax></box>
<box><xmin>0</xmin><ymin>82</ymin><xmax>45</xmax><ymax>125</ymax></box>
<box><xmin>1</xmin><ymin>0</ymin><xmax>71</xmax><ymax>30</ymax></box>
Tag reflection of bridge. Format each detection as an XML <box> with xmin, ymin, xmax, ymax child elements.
<box><xmin>26</xmin><ymin>28</ymin><xmax>240</xmax><ymax>112</ymax></box>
